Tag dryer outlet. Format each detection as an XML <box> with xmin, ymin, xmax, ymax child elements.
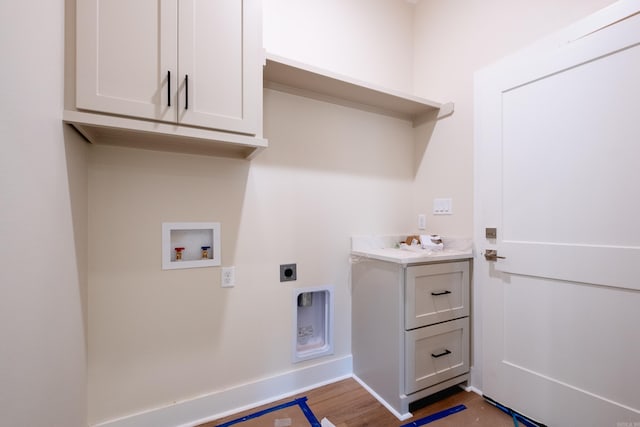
<box><xmin>280</xmin><ymin>264</ymin><xmax>297</xmax><ymax>282</ymax></box>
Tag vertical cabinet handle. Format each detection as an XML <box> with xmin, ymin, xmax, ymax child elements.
<box><xmin>185</xmin><ymin>74</ymin><xmax>189</xmax><ymax>110</ymax></box>
<box><xmin>167</xmin><ymin>71</ymin><xmax>171</xmax><ymax>107</ymax></box>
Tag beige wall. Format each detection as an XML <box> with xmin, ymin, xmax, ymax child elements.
<box><xmin>87</xmin><ymin>89</ymin><xmax>416</xmax><ymax>423</ymax></box>
<box><xmin>263</xmin><ymin>0</ymin><xmax>415</xmax><ymax>92</ymax></box>
<box><xmin>411</xmin><ymin>0</ymin><xmax>617</xmax><ymax>238</ymax></box>
<box><xmin>0</xmin><ymin>0</ymin><xmax>88</xmax><ymax>426</ymax></box>
<box><xmin>88</xmin><ymin>1</ymin><xmax>419</xmax><ymax>423</ymax></box>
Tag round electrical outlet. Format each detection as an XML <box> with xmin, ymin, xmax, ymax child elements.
<box><xmin>279</xmin><ymin>263</ymin><xmax>297</xmax><ymax>282</ymax></box>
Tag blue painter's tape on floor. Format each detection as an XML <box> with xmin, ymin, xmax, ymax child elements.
<box><xmin>484</xmin><ymin>395</ymin><xmax>543</xmax><ymax>427</ymax></box>
<box><xmin>400</xmin><ymin>404</ymin><xmax>467</xmax><ymax>427</ymax></box>
<box><xmin>298</xmin><ymin>397</ymin><xmax>321</xmax><ymax>427</ymax></box>
<box><xmin>216</xmin><ymin>396</ymin><xmax>320</xmax><ymax>427</ymax></box>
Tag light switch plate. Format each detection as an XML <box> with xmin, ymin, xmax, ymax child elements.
<box><xmin>433</xmin><ymin>198</ymin><xmax>453</xmax><ymax>215</ymax></box>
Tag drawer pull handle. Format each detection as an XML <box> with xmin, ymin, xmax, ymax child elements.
<box><xmin>431</xmin><ymin>290</ymin><xmax>451</xmax><ymax>296</ymax></box>
<box><xmin>431</xmin><ymin>349</ymin><xmax>452</xmax><ymax>358</ymax></box>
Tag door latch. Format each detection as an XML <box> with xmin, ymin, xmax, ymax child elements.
<box><xmin>485</xmin><ymin>227</ymin><xmax>497</xmax><ymax>239</ymax></box>
<box><xmin>484</xmin><ymin>249</ymin><xmax>506</xmax><ymax>261</ymax></box>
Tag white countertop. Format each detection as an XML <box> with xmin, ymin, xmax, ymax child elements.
<box><xmin>351</xmin><ymin>247</ymin><xmax>472</xmax><ymax>264</ymax></box>
<box><xmin>351</xmin><ymin>235</ymin><xmax>473</xmax><ymax>265</ymax></box>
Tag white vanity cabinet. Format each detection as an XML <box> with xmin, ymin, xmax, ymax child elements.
<box><xmin>351</xmin><ymin>256</ymin><xmax>471</xmax><ymax>419</ymax></box>
<box><xmin>66</xmin><ymin>0</ymin><xmax>266</xmax><ymax>159</ymax></box>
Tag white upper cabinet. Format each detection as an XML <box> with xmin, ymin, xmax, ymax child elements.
<box><xmin>76</xmin><ymin>0</ymin><xmax>177</xmax><ymax>123</ymax></box>
<box><xmin>77</xmin><ymin>0</ymin><xmax>260</xmax><ymax>135</ymax></box>
<box><xmin>69</xmin><ymin>0</ymin><xmax>265</xmax><ymax>159</ymax></box>
<box><xmin>178</xmin><ymin>0</ymin><xmax>259</xmax><ymax>134</ymax></box>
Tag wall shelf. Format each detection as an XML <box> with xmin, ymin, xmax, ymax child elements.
<box><xmin>264</xmin><ymin>52</ymin><xmax>454</xmax><ymax>126</ymax></box>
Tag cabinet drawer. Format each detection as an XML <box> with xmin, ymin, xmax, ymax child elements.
<box><xmin>405</xmin><ymin>261</ymin><xmax>469</xmax><ymax>329</ymax></box>
<box><xmin>404</xmin><ymin>317</ymin><xmax>469</xmax><ymax>395</ymax></box>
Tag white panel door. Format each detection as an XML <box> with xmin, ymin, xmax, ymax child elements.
<box><xmin>76</xmin><ymin>0</ymin><xmax>177</xmax><ymax>121</ymax></box>
<box><xmin>475</xmin><ymin>2</ymin><xmax>640</xmax><ymax>426</ymax></box>
<box><xmin>178</xmin><ymin>0</ymin><xmax>260</xmax><ymax>135</ymax></box>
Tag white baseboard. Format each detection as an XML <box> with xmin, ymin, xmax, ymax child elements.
<box><xmin>351</xmin><ymin>375</ymin><xmax>412</xmax><ymax>421</ymax></box>
<box><xmin>93</xmin><ymin>355</ymin><xmax>352</xmax><ymax>427</ymax></box>
<box><xmin>462</xmin><ymin>384</ymin><xmax>483</xmax><ymax>396</ymax></box>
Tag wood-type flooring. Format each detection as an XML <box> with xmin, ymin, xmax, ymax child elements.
<box><xmin>201</xmin><ymin>378</ymin><xmax>515</xmax><ymax>427</ymax></box>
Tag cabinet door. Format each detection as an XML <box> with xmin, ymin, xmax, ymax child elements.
<box><xmin>76</xmin><ymin>0</ymin><xmax>178</xmax><ymax>121</ymax></box>
<box><xmin>405</xmin><ymin>261</ymin><xmax>469</xmax><ymax>330</ymax></box>
<box><xmin>405</xmin><ymin>317</ymin><xmax>469</xmax><ymax>394</ymax></box>
<box><xmin>178</xmin><ymin>0</ymin><xmax>260</xmax><ymax>135</ymax></box>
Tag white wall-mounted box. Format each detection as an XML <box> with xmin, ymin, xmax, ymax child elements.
<box><xmin>292</xmin><ymin>286</ymin><xmax>334</xmax><ymax>363</ymax></box>
<box><xmin>162</xmin><ymin>222</ymin><xmax>221</xmax><ymax>270</ymax></box>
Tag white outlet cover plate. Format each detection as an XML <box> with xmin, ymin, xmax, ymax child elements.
<box><xmin>418</xmin><ymin>214</ymin><xmax>426</xmax><ymax>230</ymax></box>
<box><xmin>221</xmin><ymin>266</ymin><xmax>235</xmax><ymax>287</ymax></box>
